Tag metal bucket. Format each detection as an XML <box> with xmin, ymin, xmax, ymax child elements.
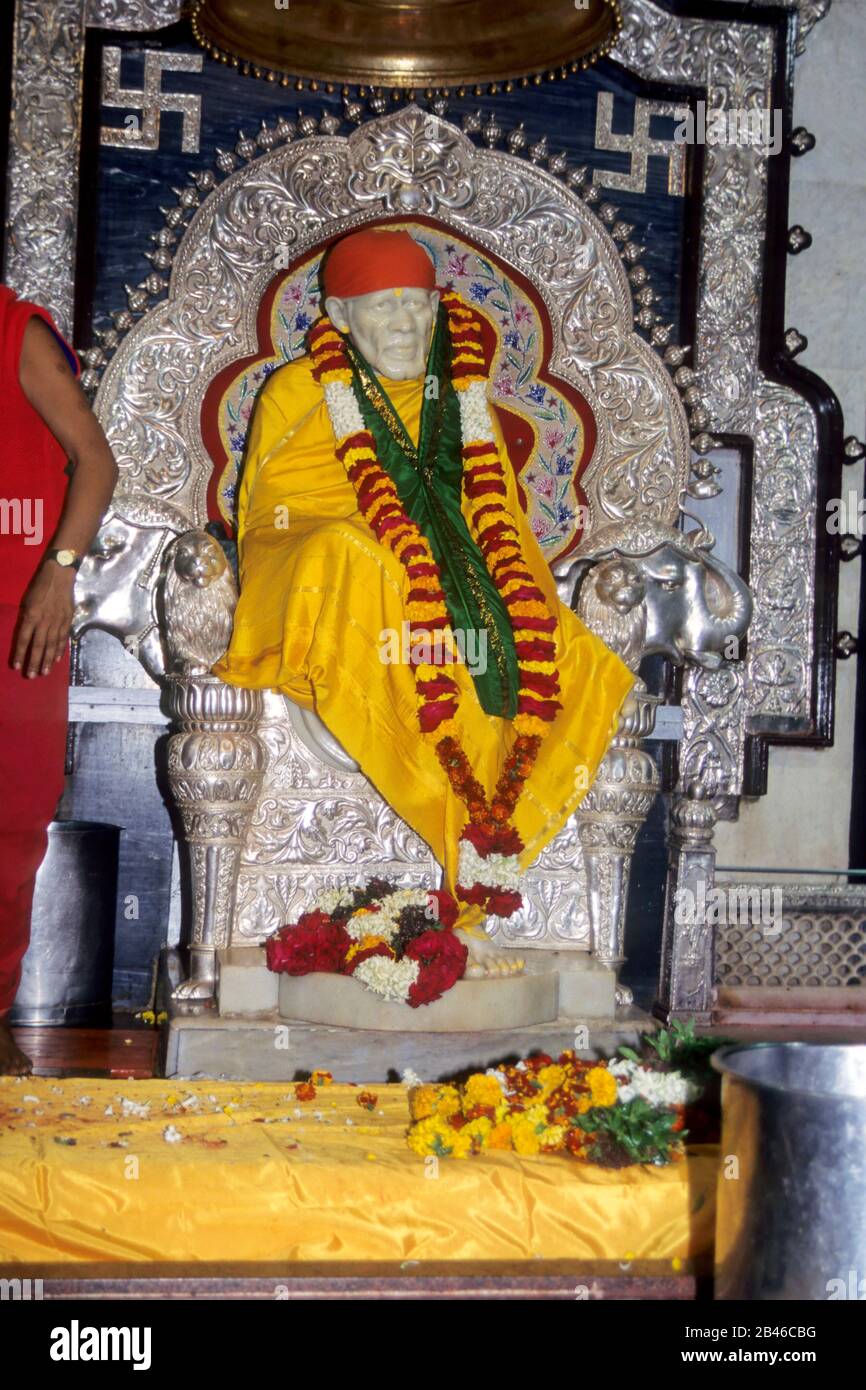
<box><xmin>9</xmin><ymin>820</ymin><xmax>120</xmax><ymax>1027</ymax></box>
<box><xmin>713</xmin><ymin>1042</ymin><xmax>866</xmax><ymax>1301</ymax></box>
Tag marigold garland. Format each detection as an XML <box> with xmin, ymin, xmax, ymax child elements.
<box><xmin>406</xmin><ymin>1050</ymin><xmax>697</xmax><ymax>1167</ymax></box>
<box><xmin>309</xmin><ymin>291</ymin><xmax>564</xmax><ymax>918</ymax></box>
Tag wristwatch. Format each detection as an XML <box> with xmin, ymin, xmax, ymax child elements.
<box><xmin>46</xmin><ymin>547</ymin><xmax>83</xmax><ymax>571</ymax></box>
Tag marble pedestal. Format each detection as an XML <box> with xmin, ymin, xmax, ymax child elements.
<box><xmin>159</xmin><ymin>948</ymin><xmax>652</xmax><ymax>1081</ymax></box>
<box><xmin>217</xmin><ymin>946</ymin><xmax>618</xmax><ymax>1024</ymax></box>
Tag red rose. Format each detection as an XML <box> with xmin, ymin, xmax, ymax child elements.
<box><xmin>483</xmin><ymin>888</ymin><xmax>522</xmax><ymax>918</ymax></box>
<box><xmin>517</xmin><ymin>670</ymin><xmax>561</xmax><ymax>699</ymax></box>
<box><xmin>315</xmin><ymin>921</ymin><xmax>353</xmax><ymax>972</ymax></box>
<box><xmin>405</xmin><ymin>928</ymin><xmax>465</xmax><ymax>969</ymax></box>
<box><xmin>456</xmin><ymin>880</ymin><xmax>522</xmax><ymax>918</ymax></box>
<box><xmin>461</xmin><ymin>823</ymin><xmax>524</xmax><ymax>858</ymax></box>
<box><xmin>265</xmin><ymin>919</ymin><xmax>351</xmax><ymax>976</ymax></box>
<box><xmin>516</xmin><ymin>695</ymin><xmax>562</xmax><ymax>721</ymax></box>
<box><xmin>296</xmin><ymin>909</ymin><xmax>333</xmax><ymax>933</ymax></box>
<box><xmin>514</xmin><ymin>638</ymin><xmax>555</xmax><ymax>662</ymax></box>
<box><xmin>418</xmin><ymin>697</ymin><xmax>458</xmax><ymax>732</ymax></box>
<box><xmin>415</xmin><ymin>676</ymin><xmax>456</xmax><ymax>700</ymax></box>
<box><xmin>429</xmin><ymin>889</ymin><xmax>459</xmax><ymax>928</ymax></box>
<box><xmin>406</xmin><ymin>928</ymin><xmax>468</xmax><ymax>1007</ymax></box>
<box><xmin>456</xmin><ymin>881</ymin><xmax>487</xmax><ymax>908</ymax></box>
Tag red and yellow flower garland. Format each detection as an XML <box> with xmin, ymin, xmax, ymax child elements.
<box><xmin>308</xmin><ymin>291</ymin><xmax>562</xmax><ymax>918</ymax></box>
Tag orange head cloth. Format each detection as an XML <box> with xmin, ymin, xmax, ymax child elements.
<box><xmin>322</xmin><ymin>228</ymin><xmax>436</xmax><ymax>300</ymax></box>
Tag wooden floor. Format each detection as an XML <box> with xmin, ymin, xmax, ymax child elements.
<box><xmin>10</xmin><ymin>1018</ymin><xmax>159</xmax><ymax>1078</ymax></box>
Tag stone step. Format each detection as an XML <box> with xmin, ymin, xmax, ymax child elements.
<box><xmin>216</xmin><ymin>945</ymin><xmax>619</xmax><ymax>1024</ymax></box>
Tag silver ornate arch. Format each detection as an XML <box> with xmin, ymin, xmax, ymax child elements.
<box><xmin>91</xmin><ymin>105</ymin><xmax>692</xmax><ymax>955</ymax></box>
<box><xmin>95</xmin><ymin>105</ymin><xmax>691</xmax><ymax>536</ymax></box>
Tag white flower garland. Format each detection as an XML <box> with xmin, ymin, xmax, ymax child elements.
<box><xmin>456</xmin><ymin>379</ymin><xmax>495</xmax><ymax>443</ymax></box>
<box><xmin>322</xmin><ymin>378</ymin><xmax>365</xmax><ymax>440</ymax></box>
<box><xmin>316</xmin><ymin>886</ymin><xmax>359</xmax><ymax>915</ymax></box>
<box><xmin>457</xmin><ymin>839</ymin><xmax>522</xmax><ymax>892</ymax></box>
<box><xmin>608</xmin><ymin>1059</ymin><xmax>700</xmax><ymax>1107</ymax></box>
<box><xmin>353</xmin><ymin>954</ymin><xmax>420</xmax><ymax>1003</ymax></box>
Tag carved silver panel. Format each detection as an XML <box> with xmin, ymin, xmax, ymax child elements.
<box><xmin>490</xmin><ymin>816</ymin><xmax>591</xmax><ymax>950</ymax></box>
<box><xmin>85</xmin><ymin>0</ymin><xmax>183</xmax><ymax>26</ymax></box>
<box><xmin>3</xmin><ymin>0</ymin><xmax>86</xmax><ymax>338</ymax></box>
<box><xmin>3</xmin><ymin>0</ymin><xmax>185</xmax><ymax>332</ymax></box>
<box><xmin>233</xmin><ymin>693</ymin><xmax>438</xmax><ymax>943</ymax></box>
<box><xmin>717</xmin><ymin>0</ymin><xmax>831</xmax><ymax>56</ymax></box>
<box><xmin>614</xmin><ymin>0</ymin><xmax>831</xmax><ymax>1014</ymax></box>
<box><xmin>616</xmin><ymin>0</ymin><xmax>821</xmax><ymax>801</ymax></box>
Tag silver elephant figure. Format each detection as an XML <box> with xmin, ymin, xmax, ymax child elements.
<box><xmin>560</xmin><ymin>516</ymin><xmax>753</xmax><ymax>673</ymax></box>
<box><xmin>71</xmin><ymin>491</ymin><xmax>189</xmax><ymax>678</ymax></box>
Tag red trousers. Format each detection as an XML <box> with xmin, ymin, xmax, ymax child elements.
<box><xmin>0</xmin><ymin>603</ymin><xmax>68</xmax><ymax>1014</ymax></box>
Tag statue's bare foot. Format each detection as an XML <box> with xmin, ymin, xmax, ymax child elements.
<box><xmin>0</xmin><ymin>1019</ymin><xmax>32</xmax><ymax>1075</ymax></box>
<box><xmin>463</xmin><ymin>933</ymin><xmax>525</xmax><ymax>979</ymax></box>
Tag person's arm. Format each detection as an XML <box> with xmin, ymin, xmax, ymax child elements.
<box><xmin>13</xmin><ymin>317</ymin><xmax>118</xmax><ymax>678</ymax></box>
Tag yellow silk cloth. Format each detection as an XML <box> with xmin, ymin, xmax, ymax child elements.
<box><xmin>0</xmin><ymin>1078</ymin><xmax>716</xmax><ymax>1266</ymax></box>
<box><xmin>213</xmin><ymin>358</ymin><xmax>634</xmax><ymax>905</ymax></box>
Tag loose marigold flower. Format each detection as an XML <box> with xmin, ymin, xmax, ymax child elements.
<box><xmin>463</xmin><ymin>1073</ymin><xmax>504</xmax><ymax>1113</ymax></box>
<box><xmin>408</xmin><ymin>1085</ymin><xmax>440</xmax><ymax>1122</ymax></box>
<box><xmin>587</xmin><ymin>1066</ymin><xmax>618</xmax><ymax>1108</ymax></box>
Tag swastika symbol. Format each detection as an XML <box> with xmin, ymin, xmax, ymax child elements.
<box><xmin>100</xmin><ymin>48</ymin><xmax>203</xmax><ymax>153</ymax></box>
<box><xmin>593</xmin><ymin>92</ymin><xmax>689</xmax><ymax>197</ymax></box>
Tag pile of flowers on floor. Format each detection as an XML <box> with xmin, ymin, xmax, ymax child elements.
<box><xmin>266</xmin><ymin>879</ymin><xmax>467</xmax><ymax>1007</ymax></box>
<box><xmin>406</xmin><ymin>1024</ymin><xmax>722</xmax><ymax>1167</ymax></box>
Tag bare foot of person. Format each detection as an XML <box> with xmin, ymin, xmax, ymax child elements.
<box><xmin>464</xmin><ymin>932</ymin><xmax>525</xmax><ymax>979</ymax></box>
<box><xmin>0</xmin><ymin>1019</ymin><xmax>32</xmax><ymax>1075</ymax></box>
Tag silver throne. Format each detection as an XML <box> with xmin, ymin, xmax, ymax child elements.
<box><xmin>74</xmin><ymin>107</ymin><xmax>752</xmax><ymax>1024</ymax></box>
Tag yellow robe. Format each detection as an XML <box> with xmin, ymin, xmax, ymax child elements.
<box><xmin>213</xmin><ymin>355</ymin><xmax>634</xmax><ymax>918</ymax></box>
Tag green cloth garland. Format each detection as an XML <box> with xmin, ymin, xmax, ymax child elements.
<box><xmin>346</xmin><ymin>306</ymin><xmax>519</xmax><ymax>719</ymax></box>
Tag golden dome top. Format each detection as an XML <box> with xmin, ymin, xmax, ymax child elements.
<box><xmin>192</xmin><ymin>0</ymin><xmax>622</xmax><ymax>89</ymax></box>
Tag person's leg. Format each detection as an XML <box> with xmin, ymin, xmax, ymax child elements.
<box><xmin>0</xmin><ymin>603</ymin><xmax>69</xmax><ymax>1073</ymax></box>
